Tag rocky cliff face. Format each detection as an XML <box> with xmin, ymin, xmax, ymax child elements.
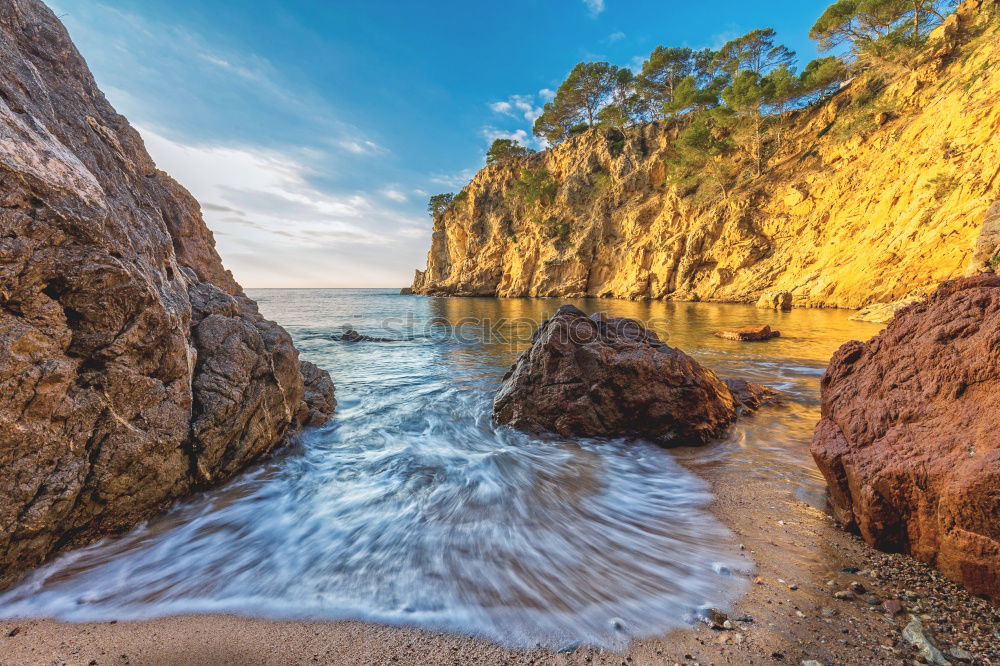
<box><xmin>413</xmin><ymin>0</ymin><xmax>1000</xmax><ymax>309</ymax></box>
<box><xmin>810</xmin><ymin>275</ymin><xmax>999</xmax><ymax>599</ymax></box>
<box><xmin>0</xmin><ymin>0</ymin><xmax>335</xmax><ymax>586</ymax></box>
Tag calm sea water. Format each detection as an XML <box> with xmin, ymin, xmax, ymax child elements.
<box><xmin>0</xmin><ymin>289</ymin><xmax>882</xmax><ymax>649</ymax></box>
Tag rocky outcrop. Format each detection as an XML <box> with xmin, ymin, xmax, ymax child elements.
<box><xmin>810</xmin><ymin>275</ymin><xmax>1000</xmax><ymax>599</ymax></box>
<box><xmin>493</xmin><ymin>305</ymin><xmax>773</xmax><ymax>444</ymax></box>
<box><xmin>755</xmin><ymin>291</ymin><xmax>792</xmax><ymax>311</ymax></box>
<box><xmin>0</xmin><ymin>0</ymin><xmax>335</xmax><ymax>586</ymax></box>
<box><xmin>715</xmin><ymin>325</ymin><xmax>781</xmax><ymax>341</ymax></box>
<box><xmin>848</xmin><ymin>296</ymin><xmax>924</xmax><ymax>323</ymax></box>
<box><xmin>412</xmin><ymin>0</ymin><xmax>999</xmax><ymax>308</ymax></box>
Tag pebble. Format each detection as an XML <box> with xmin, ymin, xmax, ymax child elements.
<box><xmin>556</xmin><ymin>641</ymin><xmax>581</xmax><ymax>654</ymax></box>
<box><xmin>801</xmin><ymin>661</ymin><xmax>823</xmax><ymax>666</ymax></box>
<box><xmin>883</xmin><ymin>599</ymin><xmax>904</xmax><ymax>616</ymax></box>
<box><xmin>849</xmin><ymin>581</ymin><xmax>867</xmax><ymax>594</ymax></box>
<box><xmin>948</xmin><ymin>646</ymin><xmax>973</xmax><ymax>662</ymax></box>
<box><xmin>833</xmin><ymin>590</ymin><xmax>855</xmax><ymax>600</ymax></box>
<box><xmin>6</xmin><ymin>627</ymin><xmax>20</xmax><ymax>637</ymax></box>
<box><xmin>788</xmin><ymin>583</ymin><xmax>799</xmax><ymax>590</ymax></box>
<box><xmin>820</xmin><ymin>606</ymin><xmax>838</xmax><ymax>618</ymax></box>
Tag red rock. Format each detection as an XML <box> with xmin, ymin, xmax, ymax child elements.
<box><xmin>0</xmin><ymin>1</ymin><xmax>334</xmax><ymax>586</ymax></box>
<box><xmin>882</xmin><ymin>599</ymin><xmax>904</xmax><ymax>616</ymax></box>
<box><xmin>715</xmin><ymin>325</ymin><xmax>781</xmax><ymax>341</ymax></box>
<box><xmin>493</xmin><ymin>305</ymin><xmax>773</xmax><ymax>445</ymax></box>
<box><xmin>810</xmin><ymin>275</ymin><xmax>1000</xmax><ymax>599</ymax></box>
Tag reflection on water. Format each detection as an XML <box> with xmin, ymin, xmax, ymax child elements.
<box><xmin>0</xmin><ymin>290</ymin><xmax>882</xmax><ymax>648</ymax></box>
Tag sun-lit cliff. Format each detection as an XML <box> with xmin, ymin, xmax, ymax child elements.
<box><xmin>412</xmin><ymin>0</ymin><xmax>1000</xmax><ymax>309</ymax></box>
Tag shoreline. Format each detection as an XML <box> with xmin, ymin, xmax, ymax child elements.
<box><xmin>3</xmin><ymin>428</ymin><xmax>996</xmax><ymax>666</ymax></box>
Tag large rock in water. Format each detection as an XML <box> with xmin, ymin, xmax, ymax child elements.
<box><xmin>0</xmin><ymin>0</ymin><xmax>335</xmax><ymax>586</ymax></box>
<box><xmin>493</xmin><ymin>305</ymin><xmax>771</xmax><ymax>444</ymax></box>
<box><xmin>810</xmin><ymin>275</ymin><xmax>1000</xmax><ymax>598</ymax></box>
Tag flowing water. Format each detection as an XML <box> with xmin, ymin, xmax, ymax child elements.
<box><xmin>0</xmin><ymin>289</ymin><xmax>882</xmax><ymax>649</ymax></box>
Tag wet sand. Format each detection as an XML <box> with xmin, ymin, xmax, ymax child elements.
<box><xmin>2</xmin><ymin>441</ymin><xmax>997</xmax><ymax>666</ymax></box>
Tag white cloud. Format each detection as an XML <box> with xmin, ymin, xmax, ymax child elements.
<box><xmin>382</xmin><ymin>187</ymin><xmax>408</xmax><ymax>202</ymax></box>
<box><xmin>608</xmin><ymin>31</ymin><xmax>625</xmax><ymax>42</ymax></box>
<box><xmin>539</xmin><ymin>88</ymin><xmax>556</xmax><ymax>101</ymax></box>
<box><xmin>488</xmin><ymin>94</ymin><xmax>543</xmax><ymax>122</ymax></box>
<box><xmin>583</xmin><ymin>0</ymin><xmax>605</xmax><ymax>17</ymax></box>
<box><xmin>137</xmin><ymin>126</ymin><xmax>428</xmax><ymax>287</ymax></box>
<box><xmin>430</xmin><ymin>169</ymin><xmax>478</xmax><ymax>189</ymax></box>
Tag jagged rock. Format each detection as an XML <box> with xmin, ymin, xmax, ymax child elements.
<box><xmin>755</xmin><ymin>291</ymin><xmax>793</xmax><ymax>311</ymax></box>
<box><xmin>725</xmin><ymin>379</ymin><xmax>781</xmax><ymax>414</ymax></box>
<box><xmin>715</xmin><ymin>324</ymin><xmax>781</xmax><ymax>341</ymax></box>
<box><xmin>811</xmin><ymin>275</ymin><xmax>1000</xmax><ymax>599</ymax></box>
<box><xmin>398</xmin><ymin>287</ymin><xmax>413</xmax><ymax>295</ymax></box>
<box><xmin>0</xmin><ymin>0</ymin><xmax>334</xmax><ymax>587</ymax></box>
<box><xmin>492</xmin><ymin>305</ymin><xmax>773</xmax><ymax>444</ymax></box>
<box><xmin>901</xmin><ymin>616</ymin><xmax>950</xmax><ymax>666</ymax></box>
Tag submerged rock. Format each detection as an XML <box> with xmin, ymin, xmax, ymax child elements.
<box><xmin>334</xmin><ymin>328</ymin><xmax>394</xmax><ymax>342</ymax></box>
<box><xmin>492</xmin><ymin>305</ymin><xmax>773</xmax><ymax>445</ymax></box>
<box><xmin>715</xmin><ymin>324</ymin><xmax>781</xmax><ymax>341</ymax></box>
<box><xmin>0</xmin><ymin>0</ymin><xmax>334</xmax><ymax>586</ymax></box>
<box><xmin>811</xmin><ymin>275</ymin><xmax>1000</xmax><ymax>599</ymax></box>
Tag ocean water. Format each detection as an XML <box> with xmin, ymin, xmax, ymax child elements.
<box><xmin>0</xmin><ymin>289</ymin><xmax>882</xmax><ymax>649</ymax></box>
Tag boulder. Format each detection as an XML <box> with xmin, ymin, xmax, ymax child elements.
<box><xmin>848</xmin><ymin>295</ymin><xmax>923</xmax><ymax>323</ymax></box>
<box><xmin>0</xmin><ymin>0</ymin><xmax>334</xmax><ymax>586</ymax></box>
<box><xmin>715</xmin><ymin>325</ymin><xmax>781</xmax><ymax>341</ymax></box>
<box><xmin>493</xmin><ymin>305</ymin><xmax>772</xmax><ymax>445</ymax></box>
<box><xmin>755</xmin><ymin>290</ymin><xmax>793</xmax><ymax>310</ymax></box>
<box><xmin>810</xmin><ymin>275</ymin><xmax>1000</xmax><ymax>599</ymax></box>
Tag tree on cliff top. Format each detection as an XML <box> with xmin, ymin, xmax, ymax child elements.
<box><xmin>428</xmin><ymin>193</ymin><xmax>455</xmax><ymax>219</ymax></box>
<box><xmin>486</xmin><ymin>139</ymin><xmax>535</xmax><ymax>164</ymax></box>
<box><xmin>532</xmin><ymin>62</ymin><xmax>629</xmax><ymax>144</ymax></box>
<box><xmin>810</xmin><ymin>0</ymin><xmax>953</xmax><ymax>59</ymax></box>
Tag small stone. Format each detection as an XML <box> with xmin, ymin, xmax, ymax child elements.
<box><xmin>722</xmin><ymin>620</ymin><xmax>733</xmax><ymax>630</ymax></box>
<box><xmin>833</xmin><ymin>590</ymin><xmax>855</xmax><ymax>600</ymax></box>
<box><xmin>788</xmin><ymin>583</ymin><xmax>799</xmax><ymax>590</ymax></box>
<box><xmin>771</xmin><ymin>652</ymin><xmax>785</xmax><ymax>660</ymax></box>
<box><xmin>6</xmin><ymin>627</ymin><xmax>20</xmax><ymax>637</ymax></box>
<box><xmin>702</xmin><ymin>608</ymin><xmax>729</xmax><ymax>630</ymax></box>
<box><xmin>863</xmin><ymin>595</ymin><xmax>881</xmax><ymax>605</ymax></box>
<box><xmin>754</xmin><ymin>576</ymin><xmax>765</xmax><ymax>585</ymax></box>
<box><xmin>842</xmin><ymin>566</ymin><xmax>860</xmax><ymax>574</ymax></box>
<box><xmin>948</xmin><ymin>647</ymin><xmax>973</xmax><ymax>662</ymax></box>
<box><xmin>849</xmin><ymin>581</ymin><xmax>867</xmax><ymax>594</ymax></box>
<box><xmin>802</xmin><ymin>661</ymin><xmax>823</xmax><ymax>666</ymax></box>
<box><xmin>557</xmin><ymin>641</ymin><xmax>581</xmax><ymax>654</ymax></box>
<box><xmin>610</xmin><ymin>618</ymin><xmax>625</xmax><ymax>632</ymax></box>
<box><xmin>820</xmin><ymin>606</ymin><xmax>838</xmax><ymax>618</ymax></box>
<box><xmin>883</xmin><ymin>600</ymin><xmax>904</xmax><ymax>616</ymax></box>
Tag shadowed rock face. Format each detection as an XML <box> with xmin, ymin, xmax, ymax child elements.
<box><xmin>493</xmin><ymin>305</ymin><xmax>773</xmax><ymax>445</ymax></box>
<box><xmin>811</xmin><ymin>275</ymin><xmax>1000</xmax><ymax>599</ymax></box>
<box><xmin>0</xmin><ymin>0</ymin><xmax>334</xmax><ymax>586</ymax></box>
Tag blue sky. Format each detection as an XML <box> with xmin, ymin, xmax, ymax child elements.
<box><xmin>49</xmin><ymin>0</ymin><xmax>830</xmax><ymax>287</ymax></box>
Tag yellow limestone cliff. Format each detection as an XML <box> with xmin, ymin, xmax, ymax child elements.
<box><xmin>412</xmin><ymin>0</ymin><xmax>1000</xmax><ymax>309</ymax></box>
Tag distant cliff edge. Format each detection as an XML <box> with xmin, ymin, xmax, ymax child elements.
<box><xmin>412</xmin><ymin>0</ymin><xmax>1000</xmax><ymax>309</ymax></box>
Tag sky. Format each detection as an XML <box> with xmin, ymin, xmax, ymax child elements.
<box><xmin>48</xmin><ymin>0</ymin><xmax>830</xmax><ymax>288</ymax></box>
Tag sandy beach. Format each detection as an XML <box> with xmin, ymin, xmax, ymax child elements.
<box><xmin>4</xmin><ymin>439</ymin><xmax>996</xmax><ymax>666</ymax></box>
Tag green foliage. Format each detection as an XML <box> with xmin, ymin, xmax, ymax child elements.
<box><xmin>591</xmin><ymin>169</ymin><xmax>612</xmax><ymax>195</ymax></box>
<box><xmin>486</xmin><ymin>138</ymin><xmax>535</xmax><ymax>164</ymax></box>
<box><xmin>427</xmin><ymin>193</ymin><xmax>455</xmax><ymax>219</ymax></box>
<box><xmin>533</xmin><ymin>62</ymin><xmax>632</xmax><ymax>144</ymax></box>
<box><xmin>799</xmin><ymin>56</ymin><xmax>850</xmax><ymax>100</ymax></box>
<box><xmin>511</xmin><ymin>168</ymin><xmax>558</xmax><ymax>208</ymax></box>
<box><xmin>853</xmin><ymin>77</ymin><xmax>887</xmax><ymax>106</ymax></box>
<box><xmin>810</xmin><ymin>0</ymin><xmax>953</xmax><ymax>57</ymax></box>
<box><xmin>714</xmin><ymin>28</ymin><xmax>796</xmax><ymax>76</ymax></box>
<box><xmin>988</xmin><ymin>254</ymin><xmax>1000</xmax><ymax>272</ymax></box>
<box><xmin>928</xmin><ymin>173</ymin><xmax>959</xmax><ymax>200</ymax></box>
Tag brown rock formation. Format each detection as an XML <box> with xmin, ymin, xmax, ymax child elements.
<box><xmin>715</xmin><ymin>325</ymin><xmax>781</xmax><ymax>341</ymax></box>
<box><xmin>810</xmin><ymin>275</ymin><xmax>1000</xmax><ymax>599</ymax></box>
<box><xmin>412</xmin><ymin>0</ymin><xmax>999</xmax><ymax>308</ymax></box>
<box><xmin>493</xmin><ymin>305</ymin><xmax>773</xmax><ymax>444</ymax></box>
<box><xmin>0</xmin><ymin>0</ymin><xmax>335</xmax><ymax>586</ymax></box>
